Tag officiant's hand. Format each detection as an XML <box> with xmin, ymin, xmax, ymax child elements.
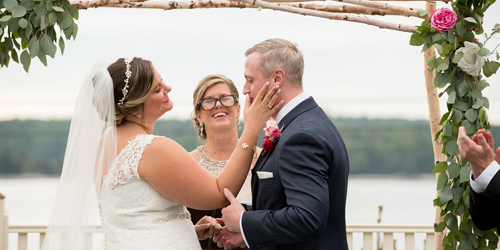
<box><xmin>195</xmin><ymin>216</ymin><xmax>223</xmax><ymax>240</ymax></box>
<box><xmin>221</xmin><ymin>188</ymin><xmax>245</xmax><ymax>232</ymax></box>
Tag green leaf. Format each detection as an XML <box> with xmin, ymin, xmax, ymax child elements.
<box><xmin>471</xmin><ymin>53</ymin><xmax>477</xmax><ymax>65</ymax></box>
<box><xmin>72</xmin><ymin>23</ymin><xmax>78</xmax><ymax>39</ymax></box>
<box><xmin>48</xmin><ymin>12</ymin><xmax>57</xmax><ymax>26</ymax></box>
<box><xmin>462</xmin><ymin>120</ymin><xmax>476</xmax><ymax>135</ymax></box>
<box><xmin>435</xmin><ymin>221</ymin><xmax>446</xmax><ymax>232</ymax></box>
<box><xmin>453</xmin><ymin>110</ymin><xmax>463</xmax><ymax>124</ymax></box>
<box><xmin>60</xmin><ymin>14</ymin><xmax>73</xmax><ymax>30</ymax></box>
<box><xmin>446</xmin><ymin>140</ymin><xmax>460</xmax><ymax>156</ymax></box>
<box><xmin>4</xmin><ymin>0</ymin><xmax>18</xmax><ymax>10</ymax></box>
<box><xmin>464</xmin><ymin>17</ymin><xmax>478</xmax><ymax>24</ymax></box>
<box><xmin>437</xmin><ymin>58</ymin><xmax>449</xmax><ymax>72</ymax></box>
<box><xmin>439</xmin><ymin>186</ymin><xmax>453</xmax><ymax>205</ymax></box>
<box><xmin>434</xmin><ymin>72</ymin><xmax>448</xmax><ymax>88</ymax></box>
<box><xmin>447</xmin><ymin>216</ymin><xmax>458</xmax><ymax>233</ymax></box>
<box><xmin>460</xmin><ymin>165</ymin><xmax>471</xmax><ymax>183</ymax></box>
<box><xmin>457</xmin><ymin>79</ymin><xmax>470</xmax><ymax>97</ymax></box>
<box><xmin>435</xmin><ymin>44</ymin><xmax>444</xmax><ymax>54</ymax></box>
<box><xmin>40</xmin><ymin>34</ymin><xmax>57</xmax><ymax>58</ymax></box>
<box><xmin>11</xmin><ymin>49</ymin><xmax>19</xmax><ymax>63</ymax></box>
<box><xmin>482</xmin><ymin>97</ymin><xmax>490</xmax><ymax>109</ymax></box>
<box><xmin>28</xmin><ymin>36</ymin><xmax>40</xmax><ymax>59</ymax></box>
<box><xmin>448</xmin><ymin>91</ymin><xmax>456</xmax><ymax>104</ymax></box>
<box><xmin>437</xmin><ymin>172</ymin><xmax>448</xmax><ymax>190</ymax></box>
<box><xmin>465</xmin><ymin>108</ymin><xmax>478</xmax><ymax>122</ymax></box>
<box><xmin>432</xmin><ymin>33</ymin><xmax>443</xmax><ymax>42</ymax></box>
<box><xmin>426</xmin><ymin>55</ymin><xmax>436</xmax><ymax>68</ymax></box>
<box><xmin>440</xmin><ymin>112</ymin><xmax>450</xmax><ymax>125</ymax></box>
<box><xmin>454</xmin><ymin>101</ymin><xmax>469</xmax><ymax>111</ymax></box>
<box><xmin>457</xmin><ymin>25</ymin><xmax>466</xmax><ymax>36</ymax></box>
<box><xmin>37</xmin><ymin>50</ymin><xmax>47</xmax><ymax>66</ymax></box>
<box><xmin>478</xmin><ymin>80</ymin><xmax>489</xmax><ymax>91</ymax></box>
<box><xmin>472</xmin><ymin>99</ymin><xmax>483</xmax><ymax>109</ymax></box>
<box><xmin>52</xmin><ymin>6</ymin><xmax>64</xmax><ymax>12</ymax></box>
<box><xmin>59</xmin><ymin>37</ymin><xmax>65</xmax><ymax>55</ymax></box>
<box><xmin>418</xmin><ymin>10</ymin><xmax>429</xmax><ymax>16</ymax></box>
<box><xmin>447</xmin><ymin>162</ymin><xmax>460</xmax><ymax>179</ymax></box>
<box><xmin>453</xmin><ymin>51</ymin><xmax>464</xmax><ymax>64</ymax></box>
<box><xmin>0</xmin><ymin>15</ymin><xmax>12</xmax><ymax>23</ymax></box>
<box><xmin>20</xmin><ymin>50</ymin><xmax>31</xmax><ymax>72</ymax></box>
<box><xmin>12</xmin><ymin>5</ymin><xmax>26</xmax><ymax>18</ymax></box>
<box><xmin>68</xmin><ymin>5</ymin><xmax>79</xmax><ymax>20</ymax></box>
<box><xmin>478</xmin><ymin>48</ymin><xmax>490</xmax><ymax>57</ymax></box>
<box><xmin>433</xmin><ymin>161</ymin><xmax>448</xmax><ymax>173</ymax></box>
<box><xmin>18</xmin><ymin>18</ymin><xmax>28</xmax><ymax>28</ymax></box>
<box><xmin>410</xmin><ymin>33</ymin><xmax>424</xmax><ymax>46</ymax></box>
<box><xmin>461</xmin><ymin>241</ymin><xmax>473</xmax><ymax>250</ymax></box>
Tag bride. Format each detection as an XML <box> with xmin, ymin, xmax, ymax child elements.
<box><xmin>41</xmin><ymin>57</ymin><xmax>282</xmax><ymax>250</ymax></box>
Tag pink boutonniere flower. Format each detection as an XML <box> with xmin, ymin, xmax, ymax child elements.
<box><xmin>262</xmin><ymin>119</ymin><xmax>283</xmax><ymax>156</ymax></box>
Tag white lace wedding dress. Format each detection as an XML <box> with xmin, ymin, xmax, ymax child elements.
<box><xmin>100</xmin><ymin>134</ymin><xmax>202</xmax><ymax>250</ymax></box>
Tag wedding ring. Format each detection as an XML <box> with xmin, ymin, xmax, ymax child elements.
<box><xmin>268</xmin><ymin>104</ymin><xmax>272</xmax><ymax>109</ymax></box>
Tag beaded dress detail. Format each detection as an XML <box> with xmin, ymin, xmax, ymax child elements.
<box><xmin>100</xmin><ymin>134</ymin><xmax>201</xmax><ymax>250</ymax></box>
<box><xmin>196</xmin><ymin>146</ymin><xmax>252</xmax><ymax>202</ymax></box>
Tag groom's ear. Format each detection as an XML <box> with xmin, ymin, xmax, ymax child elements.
<box><xmin>273</xmin><ymin>69</ymin><xmax>285</xmax><ymax>86</ymax></box>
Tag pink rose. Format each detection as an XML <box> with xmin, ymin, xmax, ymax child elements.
<box><xmin>431</xmin><ymin>8</ymin><xmax>457</xmax><ymax>33</ymax></box>
<box><xmin>264</xmin><ymin>119</ymin><xmax>278</xmax><ymax>137</ymax></box>
<box><xmin>271</xmin><ymin>129</ymin><xmax>280</xmax><ymax>140</ymax></box>
<box><xmin>262</xmin><ymin>137</ymin><xmax>274</xmax><ymax>152</ymax></box>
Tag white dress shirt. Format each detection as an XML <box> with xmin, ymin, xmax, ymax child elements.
<box><xmin>239</xmin><ymin>91</ymin><xmax>310</xmax><ymax>247</ymax></box>
<box><xmin>470</xmin><ymin>160</ymin><xmax>500</xmax><ymax>193</ymax></box>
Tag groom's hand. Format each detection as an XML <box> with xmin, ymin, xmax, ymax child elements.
<box><xmin>214</xmin><ymin>227</ymin><xmax>246</xmax><ymax>250</ymax></box>
<box><xmin>221</xmin><ymin>188</ymin><xmax>245</xmax><ymax>232</ymax></box>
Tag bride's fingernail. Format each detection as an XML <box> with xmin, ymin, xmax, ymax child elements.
<box><xmin>277</xmin><ymin>89</ymin><xmax>281</xmax><ymax>93</ymax></box>
<box><xmin>266</xmin><ymin>82</ymin><xmax>269</xmax><ymax>85</ymax></box>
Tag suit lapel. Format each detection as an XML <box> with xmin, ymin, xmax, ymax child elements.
<box><xmin>252</xmin><ymin>97</ymin><xmax>318</xmax><ymax>208</ymax></box>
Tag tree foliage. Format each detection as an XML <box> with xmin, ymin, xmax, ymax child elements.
<box><xmin>0</xmin><ymin>0</ymin><xmax>78</xmax><ymax>72</ymax></box>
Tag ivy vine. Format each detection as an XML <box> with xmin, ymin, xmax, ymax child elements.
<box><xmin>411</xmin><ymin>0</ymin><xmax>500</xmax><ymax>248</ymax></box>
<box><xmin>0</xmin><ymin>0</ymin><xmax>78</xmax><ymax>72</ymax></box>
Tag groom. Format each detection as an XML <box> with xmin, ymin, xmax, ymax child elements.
<box><xmin>216</xmin><ymin>38</ymin><xmax>350</xmax><ymax>249</ymax></box>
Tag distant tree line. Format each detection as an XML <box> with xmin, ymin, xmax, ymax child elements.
<box><xmin>1</xmin><ymin>118</ymin><xmax>499</xmax><ymax>176</ymax></box>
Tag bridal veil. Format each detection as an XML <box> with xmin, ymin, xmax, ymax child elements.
<box><xmin>42</xmin><ymin>61</ymin><xmax>117</xmax><ymax>250</ymax></box>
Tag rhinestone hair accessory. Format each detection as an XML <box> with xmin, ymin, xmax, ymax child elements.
<box><xmin>118</xmin><ymin>58</ymin><xmax>133</xmax><ymax>105</ymax></box>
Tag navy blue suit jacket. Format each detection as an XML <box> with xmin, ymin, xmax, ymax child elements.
<box><xmin>470</xmin><ymin>170</ymin><xmax>500</xmax><ymax>230</ymax></box>
<box><xmin>242</xmin><ymin>97</ymin><xmax>349</xmax><ymax>250</ymax></box>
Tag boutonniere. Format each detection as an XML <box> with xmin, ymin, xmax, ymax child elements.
<box><xmin>262</xmin><ymin>119</ymin><xmax>283</xmax><ymax>156</ymax></box>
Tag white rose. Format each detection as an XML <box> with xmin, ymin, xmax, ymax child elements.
<box><xmin>456</xmin><ymin>41</ymin><xmax>485</xmax><ymax>77</ymax></box>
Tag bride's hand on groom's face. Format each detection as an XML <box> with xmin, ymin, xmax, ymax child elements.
<box><xmin>243</xmin><ymin>82</ymin><xmax>284</xmax><ymax>133</ymax></box>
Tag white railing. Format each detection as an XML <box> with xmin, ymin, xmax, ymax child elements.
<box><xmin>1</xmin><ymin>193</ymin><xmax>437</xmax><ymax>250</ymax></box>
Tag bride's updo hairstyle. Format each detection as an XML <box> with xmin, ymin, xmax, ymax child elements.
<box><xmin>191</xmin><ymin>74</ymin><xmax>239</xmax><ymax>140</ymax></box>
<box><xmin>108</xmin><ymin>57</ymin><xmax>155</xmax><ymax>125</ymax></box>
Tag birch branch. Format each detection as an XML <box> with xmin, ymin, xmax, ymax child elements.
<box><xmin>71</xmin><ymin>0</ymin><xmax>401</xmax><ymax>16</ymax></box>
<box><xmin>331</xmin><ymin>0</ymin><xmax>431</xmax><ymax>20</ymax></box>
<box><xmin>265</xmin><ymin>0</ymin><xmax>450</xmax><ymax>2</ymax></box>
<box><xmin>234</xmin><ymin>0</ymin><xmax>417</xmax><ymax>33</ymax></box>
<box><xmin>70</xmin><ymin>0</ymin><xmax>146</xmax><ymax>9</ymax></box>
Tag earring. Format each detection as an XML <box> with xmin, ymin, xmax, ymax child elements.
<box><xmin>236</xmin><ymin>117</ymin><xmax>241</xmax><ymax>131</ymax></box>
<box><xmin>137</xmin><ymin>114</ymin><xmax>141</xmax><ymax>119</ymax></box>
<box><xmin>199</xmin><ymin>122</ymin><xmax>204</xmax><ymax>134</ymax></box>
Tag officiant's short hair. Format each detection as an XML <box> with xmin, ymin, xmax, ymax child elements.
<box><xmin>245</xmin><ymin>38</ymin><xmax>304</xmax><ymax>86</ymax></box>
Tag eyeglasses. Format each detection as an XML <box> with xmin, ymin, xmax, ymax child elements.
<box><xmin>198</xmin><ymin>95</ymin><xmax>237</xmax><ymax>111</ymax></box>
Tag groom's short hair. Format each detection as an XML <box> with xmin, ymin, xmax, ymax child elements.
<box><xmin>245</xmin><ymin>38</ymin><xmax>304</xmax><ymax>86</ymax></box>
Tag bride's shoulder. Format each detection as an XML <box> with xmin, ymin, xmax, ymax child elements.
<box><xmin>146</xmin><ymin>136</ymin><xmax>184</xmax><ymax>153</ymax></box>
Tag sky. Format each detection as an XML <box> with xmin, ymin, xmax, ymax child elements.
<box><xmin>1</xmin><ymin>1</ymin><xmax>500</xmax><ymax>125</ymax></box>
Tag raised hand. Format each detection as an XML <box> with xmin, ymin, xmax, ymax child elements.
<box><xmin>243</xmin><ymin>82</ymin><xmax>284</xmax><ymax>135</ymax></box>
<box><xmin>458</xmin><ymin>126</ymin><xmax>496</xmax><ymax>179</ymax></box>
